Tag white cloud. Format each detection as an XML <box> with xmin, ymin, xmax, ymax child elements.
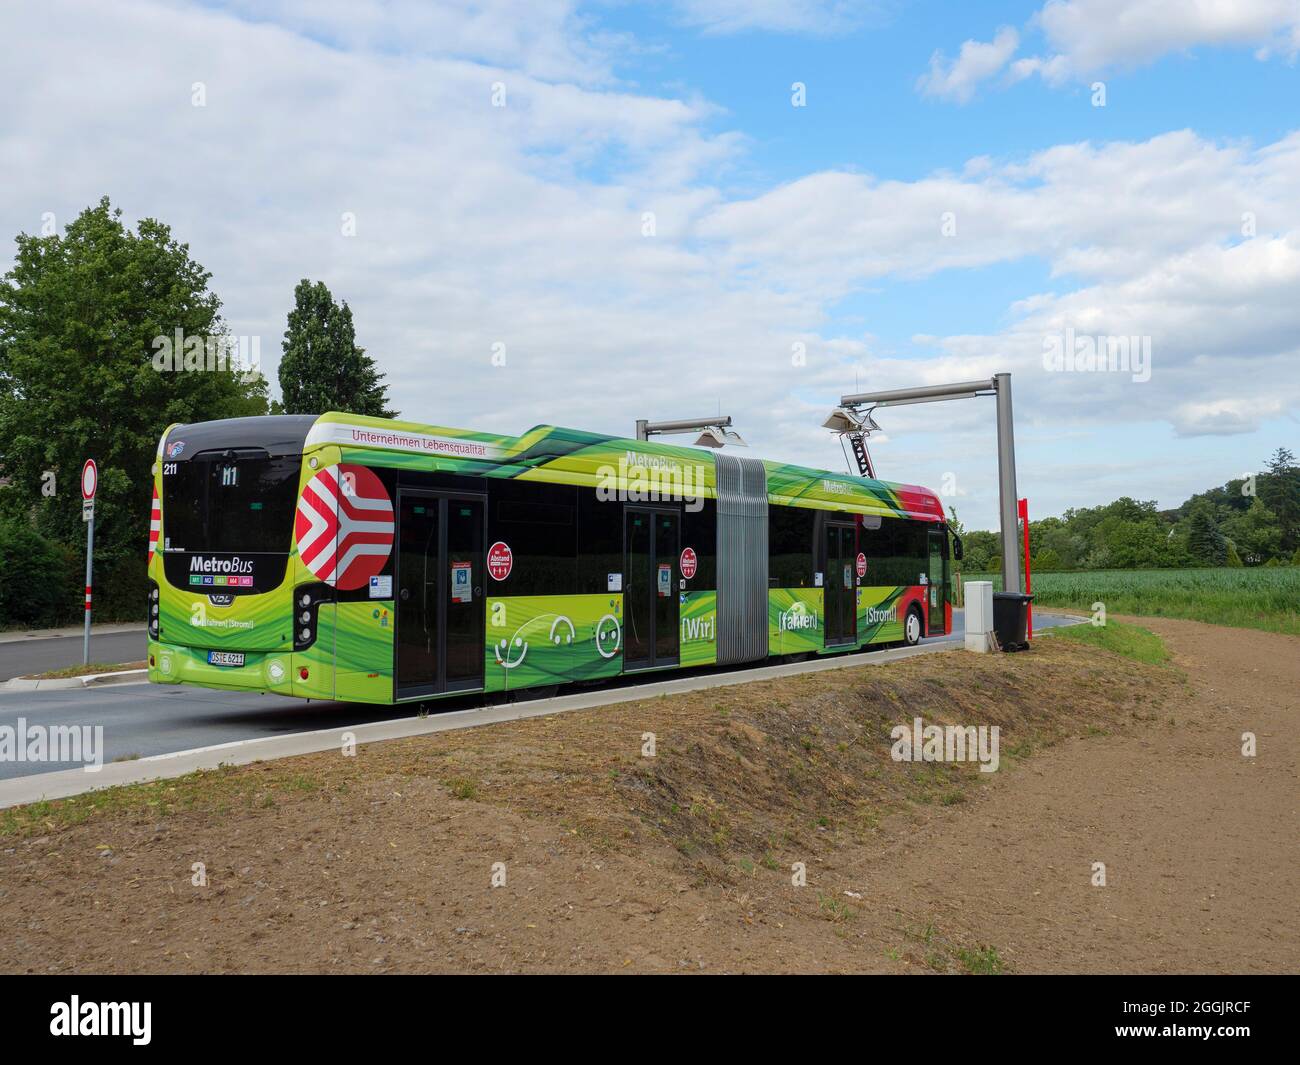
<box><xmin>917</xmin><ymin>27</ymin><xmax>1020</xmax><ymax>103</ymax></box>
<box><xmin>698</xmin><ymin>130</ymin><xmax>1300</xmax><ymax>446</ymax></box>
<box><xmin>698</xmin><ymin>131</ymin><xmax>1300</xmax><ymax>289</ymax></box>
<box><xmin>1033</xmin><ymin>0</ymin><xmax>1300</xmax><ymax>76</ymax></box>
<box><xmin>200</xmin><ymin>0</ymin><xmax>623</xmax><ymax>84</ymax></box>
<box><xmin>2</xmin><ymin>1</ymin><xmax>1296</xmax><ymax>529</ymax></box>
<box><xmin>921</xmin><ymin>0</ymin><xmax>1300</xmax><ymax>98</ymax></box>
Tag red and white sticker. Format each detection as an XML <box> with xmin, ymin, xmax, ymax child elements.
<box><xmin>148</xmin><ymin>485</ymin><xmax>161</xmax><ymax>558</ymax></box>
<box><xmin>295</xmin><ymin>464</ymin><xmax>394</xmax><ymax>591</ymax></box>
<box><xmin>856</xmin><ymin>552</ymin><xmax>867</xmax><ymax>578</ymax></box>
<box><xmin>487</xmin><ymin>541</ymin><xmax>513</xmax><ymax>581</ymax></box>
<box><xmin>680</xmin><ymin>547</ymin><xmax>697</xmax><ymax>580</ymax></box>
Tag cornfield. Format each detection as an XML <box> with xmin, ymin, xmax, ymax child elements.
<box><xmin>957</xmin><ymin>567</ymin><xmax>1300</xmax><ymax>636</ymax></box>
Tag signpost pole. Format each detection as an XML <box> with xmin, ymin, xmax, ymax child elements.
<box><xmin>83</xmin><ymin>512</ymin><xmax>94</xmax><ymax>666</ymax></box>
<box><xmin>80</xmin><ymin>458</ymin><xmax>98</xmax><ymax>666</ymax></box>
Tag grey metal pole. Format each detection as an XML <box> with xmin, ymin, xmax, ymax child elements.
<box><xmin>82</xmin><ymin>513</ymin><xmax>94</xmax><ymax>665</ymax></box>
<box><xmin>841</xmin><ymin>380</ymin><xmax>995</xmax><ymax>407</ymax></box>
<box><xmin>994</xmin><ymin>372</ymin><xmax>1021</xmax><ymax>593</ymax></box>
<box><xmin>639</xmin><ymin>416</ymin><xmax>733</xmax><ymax>436</ymax></box>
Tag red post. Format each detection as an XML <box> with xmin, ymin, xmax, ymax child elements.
<box><xmin>1018</xmin><ymin>497</ymin><xmax>1032</xmax><ymax>639</ymax></box>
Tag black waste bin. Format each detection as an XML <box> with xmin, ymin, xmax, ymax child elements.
<box><xmin>992</xmin><ymin>592</ymin><xmax>1034</xmax><ymax>651</ymax></box>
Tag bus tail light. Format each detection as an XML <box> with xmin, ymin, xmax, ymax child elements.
<box><xmin>147</xmin><ymin>580</ymin><xmax>161</xmax><ymax>640</ymax></box>
<box><xmin>299</xmin><ymin>667</ymin><xmax>309</xmax><ymax>681</ymax></box>
<box><xmin>293</xmin><ymin>583</ymin><xmax>333</xmax><ymax>651</ymax></box>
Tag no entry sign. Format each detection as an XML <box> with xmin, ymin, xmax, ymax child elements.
<box><xmin>487</xmin><ymin>541</ymin><xmax>513</xmax><ymax>581</ymax></box>
<box><xmin>680</xmin><ymin>547</ymin><xmax>697</xmax><ymax>580</ymax></box>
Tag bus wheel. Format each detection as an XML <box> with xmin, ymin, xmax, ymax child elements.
<box><xmin>903</xmin><ymin>606</ymin><xmax>923</xmax><ymax>646</ymax></box>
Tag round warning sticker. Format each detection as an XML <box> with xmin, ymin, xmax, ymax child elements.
<box><xmin>680</xmin><ymin>547</ymin><xmax>698</xmax><ymax>580</ymax></box>
<box><xmin>487</xmin><ymin>541</ymin><xmax>513</xmax><ymax>581</ymax></box>
<box><xmin>856</xmin><ymin>552</ymin><xmax>867</xmax><ymax>578</ymax></box>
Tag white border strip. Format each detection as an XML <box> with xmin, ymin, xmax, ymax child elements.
<box><xmin>305</xmin><ymin>421</ymin><xmax>508</xmax><ymax>460</ymax></box>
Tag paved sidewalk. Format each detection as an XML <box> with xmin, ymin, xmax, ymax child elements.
<box><xmin>0</xmin><ymin>622</ymin><xmax>144</xmax><ymax>644</ymax></box>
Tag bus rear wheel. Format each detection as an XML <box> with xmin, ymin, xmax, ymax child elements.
<box><xmin>903</xmin><ymin>606</ymin><xmax>923</xmax><ymax>646</ymax></box>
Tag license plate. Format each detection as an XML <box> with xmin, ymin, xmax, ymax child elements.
<box><xmin>207</xmin><ymin>651</ymin><xmax>245</xmax><ymax>667</ymax></box>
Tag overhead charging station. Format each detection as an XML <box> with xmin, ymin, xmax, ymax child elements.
<box><xmin>824</xmin><ymin>372</ymin><xmax>1033</xmax><ymax>651</ymax></box>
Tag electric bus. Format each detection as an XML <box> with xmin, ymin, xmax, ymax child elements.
<box><xmin>146</xmin><ymin>413</ymin><xmax>953</xmax><ymax>704</ymax></box>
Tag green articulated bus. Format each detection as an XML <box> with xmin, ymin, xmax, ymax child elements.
<box><xmin>146</xmin><ymin>413</ymin><xmax>953</xmax><ymax>704</ymax></box>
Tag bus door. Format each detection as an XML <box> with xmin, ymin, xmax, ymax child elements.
<box><xmin>926</xmin><ymin>526</ymin><xmax>947</xmax><ymax>636</ymax></box>
<box><xmin>396</xmin><ymin>491</ymin><xmax>485</xmax><ymax>698</ymax></box>
<box><xmin>823</xmin><ymin>521</ymin><xmax>856</xmax><ymax>647</ymax></box>
<box><xmin>624</xmin><ymin>507</ymin><xmax>679</xmax><ymax>670</ymax></box>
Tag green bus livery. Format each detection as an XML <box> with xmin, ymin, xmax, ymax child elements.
<box><xmin>146</xmin><ymin>413</ymin><xmax>951</xmax><ymax>703</ymax></box>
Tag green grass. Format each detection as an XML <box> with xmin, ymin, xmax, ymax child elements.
<box><xmin>964</xmin><ymin>567</ymin><xmax>1300</xmax><ymax>636</ymax></box>
<box><xmin>0</xmin><ymin>764</ymin><xmax>330</xmax><ymax>838</ymax></box>
<box><xmin>444</xmin><ymin>777</ymin><xmax>479</xmax><ymax>800</ymax></box>
<box><xmin>955</xmin><ymin>945</ymin><xmax>1004</xmax><ymax>975</ymax></box>
<box><xmin>1055</xmin><ymin>618</ymin><xmax>1170</xmax><ymax>665</ymax></box>
<box><xmin>23</xmin><ymin>660</ymin><xmax>146</xmax><ymax>679</ymax></box>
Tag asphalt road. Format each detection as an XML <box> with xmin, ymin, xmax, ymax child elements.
<box><xmin>0</xmin><ymin>610</ymin><xmax>1081</xmax><ymax>780</ymax></box>
<box><xmin>0</xmin><ymin>629</ymin><xmax>146</xmax><ymax>681</ymax></box>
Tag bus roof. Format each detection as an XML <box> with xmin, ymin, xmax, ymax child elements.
<box><xmin>163</xmin><ymin>412</ymin><xmax>945</xmax><ymax>522</ymax></box>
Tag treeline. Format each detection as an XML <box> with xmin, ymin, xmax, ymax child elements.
<box><xmin>0</xmin><ymin>198</ymin><xmax>392</xmax><ymax>628</ymax></box>
<box><xmin>957</xmin><ymin>447</ymin><xmax>1300</xmax><ymax>572</ymax></box>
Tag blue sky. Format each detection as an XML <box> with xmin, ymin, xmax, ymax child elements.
<box><xmin>2</xmin><ymin>0</ymin><xmax>1298</xmax><ymax>528</ymax></box>
<box><xmin>600</xmin><ymin>2</ymin><xmax>1300</xmax><ymax>177</ymax></box>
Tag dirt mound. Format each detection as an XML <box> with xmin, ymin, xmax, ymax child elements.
<box><xmin>5</xmin><ymin>625</ymin><xmax>1286</xmax><ymax>974</ymax></box>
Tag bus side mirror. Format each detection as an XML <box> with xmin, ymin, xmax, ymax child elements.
<box><xmin>952</xmin><ymin>535</ymin><xmax>963</xmax><ymax>561</ymax></box>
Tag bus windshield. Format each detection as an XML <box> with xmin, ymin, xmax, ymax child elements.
<box><xmin>162</xmin><ymin>451</ymin><xmax>300</xmax><ymax>554</ymax></box>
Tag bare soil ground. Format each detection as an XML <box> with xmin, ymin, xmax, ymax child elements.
<box><xmin>0</xmin><ymin>617</ymin><xmax>1295</xmax><ymax>973</ymax></box>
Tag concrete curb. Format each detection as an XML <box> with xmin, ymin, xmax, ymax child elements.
<box><xmin>4</xmin><ymin>668</ymin><xmax>147</xmax><ymax>692</ymax></box>
<box><xmin>81</xmin><ymin>669</ymin><xmax>148</xmax><ymax>687</ymax></box>
<box><xmin>0</xmin><ymin>640</ymin><xmax>956</xmax><ymax>809</ymax></box>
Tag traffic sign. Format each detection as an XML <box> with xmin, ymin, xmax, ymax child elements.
<box><xmin>81</xmin><ymin>459</ymin><xmax>97</xmax><ymax>500</ymax></box>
